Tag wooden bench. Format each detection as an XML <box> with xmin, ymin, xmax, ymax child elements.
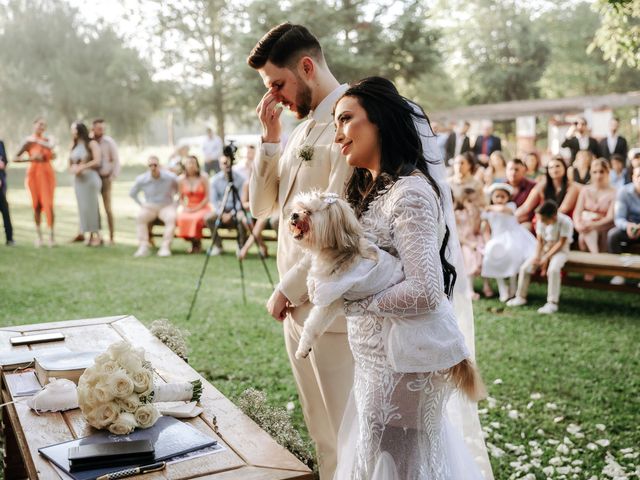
<box><xmin>0</xmin><ymin>316</ymin><xmax>312</xmax><ymax>479</ymax></box>
<box><xmin>559</xmin><ymin>251</ymin><xmax>640</xmax><ymax>293</ymax></box>
<box><xmin>149</xmin><ymin>220</ymin><xmax>278</xmax><ymax>242</ymax></box>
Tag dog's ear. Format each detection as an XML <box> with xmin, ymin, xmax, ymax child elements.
<box><xmin>328</xmin><ymin>199</ymin><xmax>362</xmax><ymax>253</ymax></box>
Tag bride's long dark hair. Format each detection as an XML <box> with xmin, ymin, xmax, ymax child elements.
<box><xmin>339</xmin><ymin>76</ymin><xmax>456</xmax><ymax>297</ymax></box>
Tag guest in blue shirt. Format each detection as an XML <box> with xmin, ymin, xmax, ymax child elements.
<box><xmin>204</xmin><ymin>155</ymin><xmax>247</xmax><ymax>256</ymax></box>
<box><xmin>129</xmin><ymin>156</ymin><xmax>178</xmax><ymax>258</ymax></box>
<box><xmin>608</xmin><ymin>165</ymin><xmax>640</xmax><ymax>257</ymax></box>
<box><xmin>609</xmin><ymin>154</ymin><xmax>627</xmax><ymax>190</ymax></box>
<box><xmin>0</xmin><ymin>140</ymin><xmax>14</xmax><ymax>245</ymax></box>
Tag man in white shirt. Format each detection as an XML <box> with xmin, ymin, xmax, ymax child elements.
<box><xmin>202</xmin><ymin>128</ymin><xmax>223</xmax><ymax>175</ymax></box>
<box><xmin>599</xmin><ymin>117</ymin><xmax>628</xmax><ymax>161</ymax></box>
<box><xmin>247</xmin><ymin>23</ymin><xmax>353</xmax><ymax>479</ymax></box>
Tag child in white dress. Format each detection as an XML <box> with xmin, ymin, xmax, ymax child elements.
<box><xmin>481</xmin><ymin>183</ymin><xmax>537</xmax><ymax>302</ymax></box>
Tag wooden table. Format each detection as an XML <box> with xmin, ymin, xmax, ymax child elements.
<box><xmin>0</xmin><ymin>315</ymin><xmax>313</xmax><ymax>480</ymax></box>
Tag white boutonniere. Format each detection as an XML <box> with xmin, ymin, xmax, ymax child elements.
<box><xmin>296</xmin><ymin>144</ymin><xmax>314</xmax><ymax>163</ymax></box>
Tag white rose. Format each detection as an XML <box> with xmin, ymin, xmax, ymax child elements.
<box><xmin>89</xmin><ymin>401</ymin><xmax>120</xmax><ymax>429</ymax></box>
<box><xmin>79</xmin><ymin>367</ymin><xmax>99</xmax><ymax>387</ymax></box>
<box><xmin>94</xmin><ymin>352</ymin><xmax>112</xmax><ymax>366</ymax></box>
<box><xmin>134</xmin><ymin>404</ymin><xmax>160</xmax><ymax>429</ymax></box>
<box><xmin>108</xmin><ymin>342</ymin><xmax>133</xmax><ymax>361</ymax></box>
<box><xmin>106</xmin><ymin>370</ymin><xmax>135</xmax><ymax>399</ymax></box>
<box><xmin>94</xmin><ymin>383</ymin><xmax>114</xmax><ymax>403</ymax></box>
<box><xmin>131</xmin><ymin>369</ymin><xmax>153</xmax><ymax>395</ymax></box>
<box><xmin>100</xmin><ymin>360</ymin><xmax>121</xmax><ymax>375</ymax></box>
<box><xmin>119</xmin><ymin>352</ymin><xmax>143</xmax><ymax>374</ymax></box>
<box><xmin>118</xmin><ymin>394</ymin><xmax>141</xmax><ymax>413</ymax></box>
<box><xmin>108</xmin><ymin>412</ymin><xmax>137</xmax><ymax>435</ymax></box>
<box><xmin>78</xmin><ymin>387</ymin><xmax>100</xmax><ymax>410</ymax></box>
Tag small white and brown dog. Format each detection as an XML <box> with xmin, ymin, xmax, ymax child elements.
<box><xmin>288</xmin><ymin>190</ymin><xmax>404</xmax><ymax>359</ymax></box>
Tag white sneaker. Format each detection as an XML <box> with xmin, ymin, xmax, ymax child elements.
<box><xmin>537</xmin><ymin>302</ymin><xmax>558</xmax><ymax>314</ymax></box>
<box><xmin>157</xmin><ymin>246</ymin><xmax>172</xmax><ymax>257</ymax></box>
<box><xmin>610</xmin><ymin>275</ymin><xmax>625</xmax><ymax>286</ymax></box>
<box><xmin>208</xmin><ymin>245</ymin><xmax>222</xmax><ymax>256</ymax></box>
<box><xmin>133</xmin><ymin>245</ymin><xmax>150</xmax><ymax>257</ymax></box>
<box><xmin>506</xmin><ymin>296</ymin><xmax>527</xmax><ymax>307</ymax></box>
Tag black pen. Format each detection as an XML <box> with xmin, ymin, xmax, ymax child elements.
<box><xmin>95</xmin><ymin>461</ymin><xmax>166</xmax><ymax>480</ymax></box>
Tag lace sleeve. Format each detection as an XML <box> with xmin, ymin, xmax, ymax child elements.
<box><xmin>364</xmin><ymin>182</ymin><xmax>445</xmax><ymax>317</ymax></box>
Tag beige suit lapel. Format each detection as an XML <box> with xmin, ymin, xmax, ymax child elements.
<box><xmin>281</xmin><ymin>121</ymin><xmax>327</xmax><ymax>208</ymax></box>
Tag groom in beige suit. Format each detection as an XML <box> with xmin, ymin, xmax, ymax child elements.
<box><xmin>247</xmin><ymin>23</ymin><xmax>354</xmax><ymax>478</ymax></box>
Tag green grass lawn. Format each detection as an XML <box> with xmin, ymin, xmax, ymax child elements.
<box><xmin>1</xmin><ymin>165</ymin><xmax>639</xmax><ymax>479</ymax></box>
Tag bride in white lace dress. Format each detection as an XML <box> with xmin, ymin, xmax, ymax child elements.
<box><xmin>331</xmin><ymin>77</ymin><xmax>494</xmax><ymax>480</ymax></box>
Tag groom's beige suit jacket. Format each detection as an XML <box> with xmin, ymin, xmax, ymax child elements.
<box><xmin>250</xmin><ymin>84</ymin><xmax>352</xmax><ymax>332</ymax></box>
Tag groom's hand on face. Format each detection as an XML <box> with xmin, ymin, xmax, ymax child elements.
<box><xmin>267</xmin><ymin>288</ymin><xmax>290</xmax><ymax>321</ymax></box>
<box><xmin>257</xmin><ymin>89</ymin><xmax>283</xmax><ymax>144</ymax></box>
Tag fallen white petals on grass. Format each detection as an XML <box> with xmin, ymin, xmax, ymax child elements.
<box><xmin>545</xmin><ymin>402</ymin><xmax>558</xmax><ymax>410</ymax></box>
<box><xmin>493</xmin><ymin>378</ymin><xmax>503</xmax><ymax>385</ymax></box>
<box><xmin>587</xmin><ymin>442</ymin><xmax>600</xmax><ymax>451</ymax></box>
<box><xmin>557</xmin><ymin>443</ymin><xmax>570</xmax><ymax>455</ymax></box>
<box><xmin>620</xmin><ymin>448</ymin><xmax>634</xmax><ymax>454</ymax></box>
<box><xmin>530</xmin><ymin>392</ymin><xmax>542</xmax><ymax>400</ymax></box>
<box><xmin>596</xmin><ymin>438</ymin><xmax>611</xmax><ymax>447</ymax></box>
<box><xmin>553</xmin><ymin>415</ymin><xmax>565</xmax><ymax>423</ymax></box>
<box><xmin>286</xmin><ymin>401</ymin><xmax>295</xmax><ymax>412</ymax></box>
<box><xmin>566</xmin><ymin>423</ymin><xmax>582</xmax><ymax>435</ymax></box>
<box><xmin>596</xmin><ymin>423</ymin><xmax>607</xmax><ymax>431</ymax></box>
<box><xmin>602</xmin><ymin>452</ymin><xmax>628</xmax><ymax>479</ymax></box>
<box><xmin>508</xmin><ymin>409</ymin><xmax>520</xmax><ymax>419</ymax></box>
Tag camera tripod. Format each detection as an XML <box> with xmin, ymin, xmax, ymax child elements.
<box><xmin>186</xmin><ymin>145</ymin><xmax>275</xmax><ymax>321</ymax></box>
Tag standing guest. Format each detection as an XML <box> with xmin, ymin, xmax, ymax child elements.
<box><xmin>92</xmin><ymin>119</ymin><xmax>120</xmax><ymax>245</ymax></box>
<box><xmin>0</xmin><ymin>139</ymin><xmax>14</xmax><ymax>245</ymax></box>
<box><xmin>14</xmin><ymin>118</ymin><xmax>56</xmax><ymax>247</ymax></box>
<box><xmin>483</xmin><ymin>150</ymin><xmax>508</xmax><ymax>186</ymax></box>
<box><xmin>204</xmin><ymin>155</ymin><xmax>247</xmax><ymax>256</ymax></box>
<box><xmin>202</xmin><ymin>127</ymin><xmax>223</xmax><ymax>175</ymax></box>
<box><xmin>235</xmin><ymin>145</ymin><xmax>255</xmax><ymax>180</ymax></box>
<box><xmin>481</xmin><ymin>183</ymin><xmax>537</xmax><ymax>302</ymax></box>
<box><xmin>176</xmin><ymin>156</ymin><xmax>212</xmax><ymax>254</ymax></box>
<box><xmin>561</xmin><ymin>117</ymin><xmax>600</xmax><ymax>162</ymax></box>
<box><xmin>599</xmin><ymin>117</ymin><xmax>628</xmax><ymax>161</ymax></box>
<box><xmin>129</xmin><ymin>156</ymin><xmax>178</xmax><ymax>258</ymax></box>
<box><xmin>524</xmin><ymin>151</ymin><xmax>543</xmax><ymax>181</ymax></box>
<box><xmin>445</xmin><ymin>120</ymin><xmax>471</xmax><ymax>166</ymax></box>
<box><xmin>609</xmin><ymin>154</ymin><xmax>628</xmax><ymax>189</ymax></box>
<box><xmin>432</xmin><ymin>121</ymin><xmax>450</xmax><ymax>165</ymax></box>
<box><xmin>69</xmin><ymin>122</ymin><xmax>103</xmax><ymax>246</ymax></box>
<box><xmin>608</xmin><ymin>166</ymin><xmax>640</xmax><ymax>285</ymax></box>
<box><xmin>447</xmin><ymin>152</ymin><xmax>486</xmax><ymax>206</ymax></box>
<box><xmin>516</xmin><ymin>156</ymin><xmax>581</xmax><ymax>226</ymax></box>
<box><xmin>508</xmin><ymin>199</ymin><xmax>573</xmax><ymax>314</ymax></box>
<box><xmin>473</xmin><ymin>121</ymin><xmax>502</xmax><ymax>167</ymax></box>
<box><xmin>568</xmin><ymin>150</ymin><xmax>593</xmax><ymax>185</ymax></box>
<box><xmin>573</xmin><ymin>159</ymin><xmax>616</xmax><ymax>279</ymax></box>
<box><xmin>247</xmin><ymin>23</ymin><xmax>354</xmax><ymax>478</ymax></box>
<box><xmin>454</xmin><ymin>188</ymin><xmax>486</xmax><ymax>300</ymax></box>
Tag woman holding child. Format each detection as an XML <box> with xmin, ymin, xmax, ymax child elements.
<box><xmin>331</xmin><ymin>77</ymin><xmax>492</xmax><ymax>479</ymax></box>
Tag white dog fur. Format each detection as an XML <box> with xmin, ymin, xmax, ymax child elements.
<box><xmin>288</xmin><ymin>190</ymin><xmax>404</xmax><ymax>359</ymax></box>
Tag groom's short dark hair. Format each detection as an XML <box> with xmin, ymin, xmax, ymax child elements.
<box><xmin>247</xmin><ymin>23</ymin><xmax>323</xmax><ymax>69</ymax></box>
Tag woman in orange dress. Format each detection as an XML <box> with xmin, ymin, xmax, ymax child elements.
<box><xmin>176</xmin><ymin>156</ymin><xmax>212</xmax><ymax>253</ymax></box>
<box><xmin>15</xmin><ymin>118</ymin><xmax>57</xmax><ymax>247</ymax></box>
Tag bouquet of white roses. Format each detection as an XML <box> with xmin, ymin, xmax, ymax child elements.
<box><xmin>77</xmin><ymin>341</ymin><xmax>202</xmax><ymax>435</ymax></box>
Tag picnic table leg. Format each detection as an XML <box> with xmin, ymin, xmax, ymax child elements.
<box><xmin>1</xmin><ymin>404</ymin><xmax>29</xmax><ymax>479</ymax></box>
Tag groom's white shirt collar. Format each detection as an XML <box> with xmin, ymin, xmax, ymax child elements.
<box><xmin>310</xmin><ymin>83</ymin><xmax>349</xmax><ymax>123</ymax></box>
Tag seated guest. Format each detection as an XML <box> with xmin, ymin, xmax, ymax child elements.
<box><xmin>507</xmin><ymin>199</ymin><xmax>574</xmax><ymax>314</ymax></box>
<box><xmin>573</xmin><ymin>158</ymin><xmax>615</xmax><ymax>261</ymax></box>
<box><xmin>609</xmin><ymin>154</ymin><xmax>628</xmax><ymax>190</ymax></box>
<box><xmin>176</xmin><ymin>156</ymin><xmax>212</xmax><ymax>254</ymax></box>
<box><xmin>447</xmin><ymin>152</ymin><xmax>486</xmax><ymax>206</ymax></box>
<box><xmin>205</xmin><ymin>155</ymin><xmax>247</xmax><ymax>256</ymax></box>
<box><xmin>516</xmin><ymin>156</ymin><xmax>581</xmax><ymax>229</ymax></box>
<box><xmin>625</xmin><ymin>152</ymin><xmax>640</xmax><ymax>184</ymax></box>
<box><xmin>238</xmin><ymin>148</ymin><xmax>278</xmax><ymax>260</ymax></box>
<box><xmin>483</xmin><ymin>150</ymin><xmax>508</xmax><ymax>187</ymax></box>
<box><xmin>561</xmin><ymin>117</ymin><xmax>600</xmax><ymax>162</ymax></box>
<box><xmin>0</xmin><ymin>139</ymin><xmax>14</xmax><ymax>246</ymax></box>
<box><xmin>168</xmin><ymin>144</ymin><xmax>189</xmax><ymax>176</ymax></box>
<box><xmin>524</xmin><ymin>151</ymin><xmax>544</xmax><ymax>181</ymax></box>
<box><xmin>599</xmin><ymin>117</ymin><xmax>628</xmax><ymax>161</ymax></box>
<box><xmin>567</xmin><ymin>150</ymin><xmax>593</xmax><ymax>185</ymax></box>
<box><xmin>608</xmin><ymin>166</ymin><xmax>640</xmax><ymax>285</ymax></box>
<box><xmin>506</xmin><ymin>158</ymin><xmax>537</xmax><ymax>224</ymax></box>
<box><xmin>129</xmin><ymin>156</ymin><xmax>178</xmax><ymax>257</ymax></box>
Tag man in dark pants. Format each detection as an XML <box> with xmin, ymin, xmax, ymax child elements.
<box><xmin>0</xmin><ymin>139</ymin><xmax>15</xmax><ymax>245</ymax></box>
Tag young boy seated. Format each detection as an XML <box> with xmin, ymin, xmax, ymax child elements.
<box><xmin>507</xmin><ymin>199</ymin><xmax>574</xmax><ymax>314</ymax></box>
